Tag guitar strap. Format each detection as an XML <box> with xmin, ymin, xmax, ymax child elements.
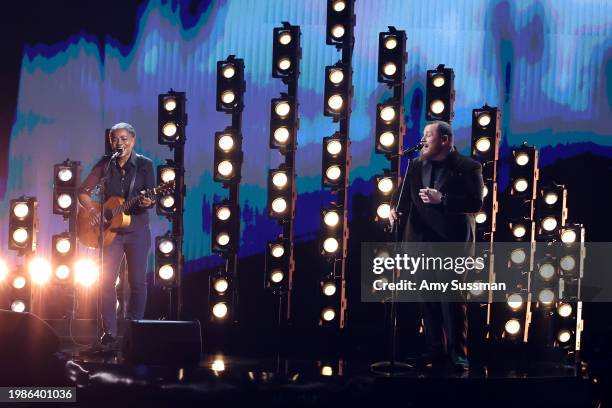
<box><xmin>127</xmin><ymin>154</ymin><xmax>140</xmax><ymax>199</ymax></box>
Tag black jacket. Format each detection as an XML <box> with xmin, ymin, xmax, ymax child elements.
<box><xmin>393</xmin><ymin>149</ymin><xmax>484</xmax><ymax>243</ymax></box>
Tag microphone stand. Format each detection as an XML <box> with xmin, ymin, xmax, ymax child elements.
<box><xmin>370</xmin><ymin>149</ymin><xmax>418</xmax><ymax>377</ymax></box>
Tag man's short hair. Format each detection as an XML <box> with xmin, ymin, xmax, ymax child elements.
<box><xmin>110</xmin><ymin>122</ymin><xmax>136</xmax><ymax>138</ymax></box>
<box><xmin>426</xmin><ymin>120</ymin><xmax>453</xmax><ymax>143</ymax></box>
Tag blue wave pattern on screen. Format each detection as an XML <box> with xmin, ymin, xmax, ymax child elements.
<box><xmin>2</xmin><ymin>0</ymin><xmax>610</xmax><ymax>272</ymax></box>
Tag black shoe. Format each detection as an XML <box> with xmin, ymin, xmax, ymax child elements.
<box><xmin>451</xmin><ymin>355</ymin><xmax>470</xmax><ymax>372</ymax></box>
<box><xmin>99</xmin><ymin>332</ymin><xmax>117</xmax><ymax>349</ymax></box>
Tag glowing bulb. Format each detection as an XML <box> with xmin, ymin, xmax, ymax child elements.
<box><xmin>477</xmin><ymin>113</ymin><xmax>491</xmax><ymax>127</ymax></box>
<box><xmin>475</xmin><ymin>212</ymin><xmax>487</xmax><ymax>224</ymax></box>
<box><xmin>507</xmin><ymin>293</ymin><xmax>523</xmax><ymax>309</ymax></box>
<box><xmin>513</xmin><ymin>178</ymin><xmax>528</xmax><ymax>193</ymax></box>
<box><xmin>512</xmin><ymin>224</ymin><xmax>526</xmax><ymax>238</ymax></box>
<box><xmin>57</xmin><ymin>193</ymin><xmax>73</xmax><ymax>209</ymax></box>
<box><xmin>483</xmin><ymin>185</ymin><xmax>489</xmax><ymax>198</ymax></box>
<box><xmin>558</xmin><ymin>330</ymin><xmax>571</xmax><ymax>343</ymax></box>
<box><xmin>561</xmin><ymin>230</ymin><xmax>577</xmax><ymax>244</ymax></box>
<box><xmin>510</xmin><ymin>248</ymin><xmax>526</xmax><ymax>264</ymax></box>
<box><xmin>377</xmin><ymin>203</ymin><xmax>390</xmax><ymax>219</ymax></box>
<box><xmin>544</xmin><ymin>192</ymin><xmax>558</xmax><ymax>205</ymax></box>
<box><xmin>161</xmin><ymin>168</ymin><xmax>176</xmax><ymax>183</ymax></box>
<box><xmin>163</xmin><ymin>97</ymin><xmax>177</xmax><ymax>112</ymax></box>
<box><xmin>11</xmin><ymin>301</ymin><xmax>26</xmax><ymax>313</ymax></box>
<box><xmin>384</xmin><ymin>36</ymin><xmax>397</xmax><ymax>50</ymax></box>
<box><xmin>272</xmin><ymin>172</ymin><xmax>288</xmax><ymax>188</ymax></box>
<box><xmin>332</xmin><ymin>0</ymin><xmax>346</xmax><ymax>12</ymax></box>
<box><xmin>29</xmin><ymin>258</ymin><xmax>51</xmax><ymax>285</ymax></box>
<box><xmin>329</xmin><ymin>69</ymin><xmax>344</xmax><ymax>84</ymax></box>
<box><xmin>214</xmin><ymin>278</ymin><xmax>229</xmax><ymax>293</ymax></box>
<box><xmin>212</xmin><ymin>302</ymin><xmax>228</xmax><ymax>318</ymax></box>
<box><xmin>505</xmin><ymin>319</ymin><xmax>521</xmax><ymax>335</ymax></box>
<box><xmin>158</xmin><ymin>239</ymin><xmax>174</xmax><ymax>255</ymax></box>
<box><xmin>326</xmin><ymin>165</ymin><xmax>341</xmax><ymax>181</ymax></box>
<box><xmin>380</xmin><ymin>106</ymin><xmax>396</xmax><ymax>122</ymax></box>
<box><xmin>476</xmin><ymin>137</ymin><xmax>491</xmax><ymax>153</ymax></box>
<box><xmin>162</xmin><ymin>122</ymin><xmax>177</xmax><ymax>138</ymax></box>
<box><xmin>222</xmin><ymin>65</ymin><xmax>235</xmax><ymax>79</ymax></box>
<box><xmin>379</xmin><ymin>132</ymin><xmax>395</xmax><ymax>147</ymax></box>
<box><xmin>270</xmin><ymin>269</ymin><xmax>284</xmax><ymax>283</ymax></box>
<box><xmin>560</xmin><ymin>255</ymin><xmax>576</xmax><ymax>272</ymax></box>
<box><xmin>331</xmin><ymin>24</ymin><xmax>345</xmax><ymax>39</ymax></box>
<box><xmin>278</xmin><ymin>58</ymin><xmax>291</xmax><ymax>71</ymax></box>
<box><xmin>538</xmin><ymin>289</ymin><xmax>555</xmax><ymax>305</ymax></box>
<box><xmin>326</xmin><ymin>140</ymin><xmax>342</xmax><ymax>155</ymax></box>
<box><xmin>161</xmin><ymin>195</ymin><xmax>175</xmax><ymax>208</ymax></box>
<box><xmin>432</xmin><ymin>75</ymin><xmax>445</xmax><ymax>87</ymax></box>
<box><xmin>74</xmin><ymin>259</ymin><xmax>99</xmax><ymax>286</ymax></box>
<box><xmin>558</xmin><ymin>303</ymin><xmax>573</xmax><ymax>317</ymax></box>
<box><xmin>13</xmin><ymin>276</ymin><xmax>26</xmax><ymax>289</ymax></box>
<box><xmin>13</xmin><ymin>228</ymin><xmax>28</xmax><ymax>244</ymax></box>
<box><xmin>278</xmin><ymin>32</ymin><xmax>291</xmax><ymax>45</ymax></box>
<box><xmin>430</xmin><ymin>100</ymin><xmax>445</xmax><ymax>114</ymax></box>
<box><xmin>515</xmin><ymin>152</ymin><xmax>529</xmax><ymax>166</ymax></box>
<box><xmin>323</xmin><ymin>282</ymin><xmax>337</xmax><ymax>296</ymax></box>
<box><xmin>216</xmin><ymin>233</ymin><xmax>230</xmax><ymax>246</ymax></box>
<box><xmin>0</xmin><ymin>260</ymin><xmax>8</xmax><ymax>282</ymax></box>
<box><xmin>322</xmin><ymin>308</ymin><xmax>336</xmax><ymax>321</ymax></box>
<box><xmin>221</xmin><ymin>91</ymin><xmax>235</xmax><ymax>104</ymax></box>
<box><xmin>13</xmin><ymin>203</ymin><xmax>29</xmax><ymax>218</ymax></box>
<box><xmin>274</xmin><ymin>127</ymin><xmax>289</xmax><ymax>143</ymax></box>
<box><xmin>57</xmin><ymin>168</ymin><xmax>73</xmax><ymax>182</ymax></box>
<box><xmin>383</xmin><ymin>62</ymin><xmax>397</xmax><ymax>76</ymax></box>
<box><xmin>55</xmin><ymin>238</ymin><xmax>71</xmax><ymax>254</ymax></box>
<box><xmin>377</xmin><ymin>178</ymin><xmax>393</xmax><ymax>194</ymax></box>
<box><xmin>271</xmin><ymin>244</ymin><xmax>285</xmax><ymax>258</ymax></box>
<box><xmin>327</xmin><ymin>95</ymin><xmax>344</xmax><ymax>111</ymax></box>
<box><xmin>158</xmin><ymin>265</ymin><xmax>175</xmax><ymax>280</ymax></box>
<box><xmin>55</xmin><ymin>265</ymin><xmax>70</xmax><ymax>280</ymax></box>
<box><xmin>275</xmin><ymin>102</ymin><xmax>290</xmax><ymax>117</ymax></box>
<box><xmin>324</xmin><ymin>211</ymin><xmax>340</xmax><ymax>227</ymax></box>
<box><xmin>542</xmin><ymin>217</ymin><xmax>558</xmax><ymax>232</ymax></box>
<box><xmin>218</xmin><ymin>161</ymin><xmax>233</xmax><ymax>177</ymax></box>
<box><xmin>538</xmin><ymin>263</ymin><xmax>555</xmax><ymax>280</ymax></box>
<box><xmin>323</xmin><ymin>238</ymin><xmax>339</xmax><ymax>253</ymax></box>
<box><xmin>271</xmin><ymin>198</ymin><xmax>287</xmax><ymax>214</ymax></box>
<box><xmin>218</xmin><ymin>134</ymin><xmax>234</xmax><ymax>151</ymax></box>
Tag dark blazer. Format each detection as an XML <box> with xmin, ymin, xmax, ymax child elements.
<box><xmin>393</xmin><ymin>149</ymin><xmax>484</xmax><ymax>243</ymax></box>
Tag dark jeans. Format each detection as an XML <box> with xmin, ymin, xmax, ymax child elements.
<box><xmin>101</xmin><ymin>226</ymin><xmax>151</xmax><ymax>336</ymax></box>
<box><xmin>420</xmin><ymin>301</ymin><xmax>468</xmax><ymax>361</ymax></box>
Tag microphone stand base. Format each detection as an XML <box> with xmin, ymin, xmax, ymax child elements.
<box><xmin>370</xmin><ymin>360</ymin><xmax>414</xmax><ymax>377</ymax></box>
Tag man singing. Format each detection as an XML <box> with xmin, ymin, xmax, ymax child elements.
<box><xmin>389</xmin><ymin>120</ymin><xmax>484</xmax><ymax>371</ymax></box>
<box><xmin>78</xmin><ymin>122</ymin><xmax>155</xmax><ymax>347</ymax></box>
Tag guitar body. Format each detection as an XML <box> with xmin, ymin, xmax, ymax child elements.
<box><xmin>77</xmin><ymin>196</ymin><xmax>131</xmax><ymax>248</ymax></box>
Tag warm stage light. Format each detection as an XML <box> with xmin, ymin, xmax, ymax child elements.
<box><xmin>430</xmin><ymin>100</ymin><xmax>445</xmax><ymax>114</ymax></box>
<box><xmin>432</xmin><ymin>74</ymin><xmax>445</xmax><ymax>88</ymax></box>
<box><xmin>323</xmin><ymin>282</ymin><xmax>337</xmax><ymax>296</ymax></box>
<box><xmin>212</xmin><ymin>302</ymin><xmax>228</xmax><ymax>318</ymax></box>
<box><xmin>13</xmin><ymin>276</ymin><xmax>26</xmax><ymax>289</ymax></box>
<box><xmin>271</xmin><ymin>244</ymin><xmax>285</xmax><ymax>258</ymax></box>
<box><xmin>538</xmin><ymin>262</ymin><xmax>555</xmax><ymax>280</ymax></box>
<box><xmin>0</xmin><ymin>260</ymin><xmax>8</xmax><ymax>281</ymax></box>
<box><xmin>377</xmin><ymin>178</ymin><xmax>393</xmax><ymax>194</ymax></box>
<box><xmin>274</xmin><ymin>127</ymin><xmax>290</xmax><ymax>144</ymax></box>
<box><xmin>384</xmin><ymin>36</ymin><xmax>397</xmax><ymax>50</ymax></box>
<box><xmin>558</xmin><ymin>303</ymin><xmax>573</xmax><ymax>317</ymax></box>
<box><xmin>321</xmin><ymin>366</ymin><xmax>333</xmax><ymax>376</ymax></box>
<box><xmin>271</xmin><ymin>198</ymin><xmax>287</xmax><ymax>214</ymax></box>
<box><xmin>11</xmin><ymin>301</ymin><xmax>26</xmax><ymax>313</ymax></box>
<box><xmin>211</xmin><ymin>358</ymin><xmax>225</xmax><ymax>372</ymax></box>
<box><xmin>160</xmin><ymin>168</ymin><xmax>176</xmax><ymax>183</ymax></box>
<box><xmin>322</xmin><ymin>308</ymin><xmax>336</xmax><ymax>322</ymax></box>
<box><xmin>327</xmin><ymin>95</ymin><xmax>344</xmax><ymax>111</ymax></box>
<box><xmin>278</xmin><ymin>58</ymin><xmax>291</xmax><ymax>71</ymax></box>
<box><xmin>380</xmin><ymin>107</ymin><xmax>396</xmax><ymax>122</ymax></box>
<box><xmin>560</xmin><ymin>255</ymin><xmax>576</xmax><ymax>272</ymax></box>
<box><xmin>541</xmin><ymin>217</ymin><xmax>558</xmax><ymax>232</ymax></box>
<box><xmin>75</xmin><ymin>259</ymin><xmax>99</xmax><ymax>286</ymax></box>
<box><xmin>161</xmin><ymin>195</ymin><xmax>175</xmax><ymax>208</ymax></box>
<box><xmin>538</xmin><ymin>289</ymin><xmax>554</xmax><ymax>305</ymax></box>
<box><xmin>162</xmin><ymin>122</ymin><xmax>178</xmax><ymax>138</ymax></box>
<box><xmin>510</xmin><ymin>248</ymin><xmax>526</xmax><ymax>264</ymax></box>
<box><xmin>558</xmin><ymin>330</ymin><xmax>571</xmax><ymax>343</ymax></box>
<box><xmin>218</xmin><ymin>161</ymin><xmax>234</xmax><ymax>177</ymax></box>
<box><xmin>324</xmin><ymin>211</ymin><xmax>340</xmax><ymax>227</ymax></box>
<box><xmin>515</xmin><ymin>152</ymin><xmax>529</xmax><ymax>166</ymax></box>
<box><xmin>218</xmin><ymin>134</ymin><xmax>235</xmax><ymax>151</ymax></box>
<box><xmin>512</xmin><ymin>224</ymin><xmax>527</xmax><ymax>238</ymax></box>
<box><xmin>377</xmin><ymin>203</ymin><xmax>390</xmax><ymax>219</ymax></box>
<box><xmin>158</xmin><ymin>265</ymin><xmax>175</xmax><ymax>280</ymax></box>
<box><xmin>55</xmin><ymin>265</ymin><xmax>70</xmax><ymax>280</ymax></box>
<box><xmin>544</xmin><ymin>192</ymin><xmax>559</xmax><ymax>205</ymax></box>
<box><xmin>222</xmin><ymin>65</ymin><xmax>235</xmax><ymax>79</ymax></box>
<box><xmin>507</xmin><ymin>293</ymin><xmax>523</xmax><ymax>310</ymax></box>
<box><xmin>475</xmin><ymin>137</ymin><xmax>491</xmax><ymax>153</ymax></box>
<box><xmin>216</xmin><ymin>233</ymin><xmax>230</xmax><ymax>247</ymax></box>
<box><xmin>13</xmin><ymin>228</ymin><xmax>29</xmax><ymax>244</ymax></box>
<box><xmin>57</xmin><ymin>193</ymin><xmax>73</xmax><ymax>209</ymax></box>
<box><xmin>561</xmin><ymin>230</ymin><xmax>577</xmax><ymax>244</ymax></box>
<box><xmin>278</xmin><ymin>32</ymin><xmax>292</xmax><ymax>45</ymax></box>
<box><xmin>326</xmin><ymin>140</ymin><xmax>342</xmax><ymax>155</ymax></box>
<box><xmin>29</xmin><ymin>258</ymin><xmax>51</xmax><ymax>285</ymax></box>
<box><xmin>56</xmin><ymin>238</ymin><xmax>71</xmax><ymax>254</ymax></box>
<box><xmin>216</xmin><ymin>207</ymin><xmax>231</xmax><ymax>222</ymax></box>
<box><xmin>57</xmin><ymin>168</ymin><xmax>73</xmax><ymax>182</ymax></box>
<box><xmin>505</xmin><ymin>319</ymin><xmax>521</xmax><ymax>335</ymax></box>
<box><xmin>221</xmin><ymin>91</ymin><xmax>235</xmax><ymax>104</ymax></box>
<box><xmin>332</xmin><ymin>0</ymin><xmax>346</xmax><ymax>12</ymax></box>
<box><xmin>13</xmin><ymin>203</ymin><xmax>29</xmax><ymax>218</ymax></box>
<box><xmin>331</xmin><ymin>24</ymin><xmax>345</xmax><ymax>39</ymax></box>
<box><xmin>270</xmin><ymin>269</ymin><xmax>284</xmax><ymax>283</ymax></box>
<box><xmin>163</xmin><ymin>97</ymin><xmax>177</xmax><ymax>112</ymax></box>
<box><xmin>158</xmin><ymin>239</ymin><xmax>175</xmax><ymax>255</ymax></box>
<box><xmin>513</xmin><ymin>178</ymin><xmax>528</xmax><ymax>193</ymax></box>
<box><xmin>272</xmin><ymin>172</ymin><xmax>288</xmax><ymax>188</ymax></box>
<box><xmin>379</xmin><ymin>132</ymin><xmax>395</xmax><ymax>147</ymax></box>
<box><xmin>483</xmin><ymin>185</ymin><xmax>489</xmax><ymax>198</ymax></box>
<box><xmin>214</xmin><ymin>278</ymin><xmax>229</xmax><ymax>293</ymax></box>
<box><xmin>383</xmin><ymin>62</ymin><xmax>397</xmax><ymax>76</ymax></box>
<box><xmin>323</xmin><ymin>237</ymin><xmax>339</xmax><ymax>253</ymax></box>
<box><xmin>326</xmin><ymin>165</ymin><xmax>341</xmax><ymax>181</ymax></box>
<box><xmin>275</xmin><ymin>102</ymin><xmax>290</xmax><ymax>117</ymax></box>
<box><xmin>477</xmin><ymin>113</ymin><xmax>491</xmax><ymax>127</ymax></box>
<box><xmin>475</xmin><ymin>212</ymin><xmax>487</xmax><ymax>224</ymax></box>
<box><xmin>329</xmin><ymin>69</ymin><xmax>344</xmax><ymax>84</ymax></box>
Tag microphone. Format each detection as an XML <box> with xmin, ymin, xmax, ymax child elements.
<box><xmin>110</xmin><ymin>147</ymin><xmax>124</xmax><ymax>160</ymax></box>
<box><xmin>394</xmin><ymin>142</ymin><xmax>424</xmax><ymax>157</ymax></box>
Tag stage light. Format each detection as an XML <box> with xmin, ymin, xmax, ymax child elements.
<box><xmin>504</xmin><ymin>319</ymin><xmax>521</xmax><ymax>335</ymax></box>
<box><xmin>320</xmin><ymin>204</ymin><xmax>345</xmax><ymax>258</ymax></box>
<box><xmin>55</xmin><ymin>237</ymin><xmax>71</xmax><ymax>254</ymax></box>
<box><xmin>214</xmin><ymin>128</ymin><xmax>243</xmax><ymax>183</ymax></box>
<box><xmin>377</xmin><ymin>177</ymin><xmax>393</xmax><ymax>194</ymax></box>
<box><xmin>271</xmin><ymin>243</ymin><xmax>285</xmax><ymax>258</ymax></box>
<box><xmin>380</xmin><ymin>106</ymin><xmax>396</xmax><ymax>121</ymax></box>
<box><xmin>9</xmin><ymin>197</ymin><xmax>38</xmax><ymax>252</ymax></box>
<box><xmin>212</xmin><ymin>201</ymin><xmax>239</xmax><ymax>253</ymax></box>
<box><xmin>11</xmin><ymin>300</ymin><xmax>26</xmax><ymax>313</ymax></box>
<box><xmin>211</xmin><ymin>358</ymin><xmax>225</xmax><ymax>372</ymax></box>
<box><xmin>512</xmin><ymin>224</ymin><xmax>527</xmax><ymax>239</ymax></box>
<box><xmin>158</xmin><ymin>91</ymin><xmax>186</xmax><ymax>146</ymax></box>
<box><xmin>377</xmin><ymin>204</ymin><xmax>391</xmax><ymax>220</ymax></box>
<box><xmin>13</xmin><ymin>275</ymin><xmax>26</xmax><ymax>289</ymax></box>
<box><xmin>329</xmin><ymin>69</ymin><xmax>344</xmax><ymax>84</ymax></box>
<box><xmin>272</xmin><ymin>23</ymin><xmax>300</xmax><ymax>81</ymax></box>
<box><xmin>541</xmin><ymin>217</ymin><xmax>558</xmax><ymax>232</ymax></box>
<box><xmin>158</xmin><ymin>238</ymin><xmax>175</xmax><ymax>255</ymax></box>
<box><xmin>538</xmin><ymin>289</ymin><xmax>555</xmax><ymax>305</ymax></box>
<box><xmin>378</xmin><ymin>27</ymin><xmax>406</xmax><ymax>86</ymax></box>
<box><xmin>74</xmin><ymin>259</ymin><xmax>98</xmax><ymax>287</ymax></box>
<box><xmin>265</xmin><ymin>237</ymin><xmax>291</xmax><ymax>292</ymax></box>
<box><xmin>375</xmin><ymin>100</ymin><xmax>401</xmax><ymax>155</ymax></box>
<box><xmin>513</xmin><ymin>178</ymin><xmax>528</xmax><ymax>193</ymax></box>
<box><xmin>323</xmin><ymin>238</ymin><xmax>339</xmax><ymax>253</ymax></box>
<box><xmin>477</xmin><ymin>113</ymin><xmax>491</xmax><ymax>127</ymax></box>
<box><xmin>535</xmin><ymin>184</ymin><xmax>567</xmax><ymax>240</ymax></box>
<box><xmin>483</xmin><ymin>185</ymin><xmax>489</xmax><ymax>198</ymax></box>
<box><xmin>53</xmin><ymin>160</ymin><xmax>81</xmax><ymax>218</ymax></box>
<box><xmin>216</xmin><ymin>233</ymin><xmax>230</xmax><ymax>246</ymax></box>
<box><xmin>538</xmin><ymin>262</ymin><xmax>556</xmax><ymax>280</ymax></box>
<box><xmin>271</xmin><ymin>198</ymin><xmax>287</xmax><ymax>214</ymax></box>
<box><xmin>324</xmin><ymin>63</ymin><xmax>350</xmax><ymax>119</ymax></box>
<box><xmin>326</xmin><ymin>0</ymin><xmax>353</xmax><ymax>48</ymax></box>
<box><xmin>0</xmin><ymin>259</ymin><xmax>8</xmax><ymax>282</ymax></box>
<box><xmin>29</xmin><ymin>257</ymin><xmax>51</xmax><ymax>285</ymax></box>
<box><xmin>557</xmin><ymin>330</ymin><xmax>571</xmax><ymax>343</ymax></box>
<box><xmin>515</xmin><ymin>152</ymin><xmax>529</xmax><ymax>166</ymax></box>
<box><xmin>322</xmin><ymin>308</ymin><xmax>336</xmax><ymax>322</ymax></box>
<box><xmin>560</xmin><ymin>255</ymin><xmax>576</xmax><ymax>273</ymax></box>
<box><xmin>545</xmin><ymin>192</ymin><xmax>558</xmax><ymax>205</ymax></box>
<box><xmin>327</xmin><ymin>95</ymin><xmax>344</xmax><ymax>111</ymax></box>
<box><xmin>475</xmin><ymin>212</ymin><xmax>487</xmax><ymax>224</ymax></box>
<box><xmin>156</xmin><ymin>162</ymin><xmax>179</xmax><ymax>220</ymax></box>
<box><xmin>507</xmin><ymin>293</ymin><xmax>523</xmax><ymax>310</ymax></box>
<box><xmin>213</xmin><ymin>278</ymin><xmax>229</xmax><ymax>293</ymax></box>
<box><xmin>325</xmin><ymin>165</ymin><xmax>341</xmax><ymax>181</ymax></box>
<box><xmin>158</xmin><ymin>265</ymin><xmax>175</xmax><ymax>280</ymax></box>
<box><xmin>324</xmin><ymin>211</ymin><xmax>340</xmax><ymax>227</ymax></box>
<box><xmin>510</xmin><ymin>248</ymin><xmax>527</xmax><ymax>265</ymax></box>
<box><xmin>217</xmin><ymin>56</ymin><xmax>245</xmax><ymax>113</ymax></box>
<box><xmin>57</xmin><ymin>167</ymin><xmax>73</xmax><ymax>182</ymax></box>
<box><xmin>55</xmin><ymin>265</ymin><xmax>70</xmax><ymax>280</ymax></box>
<box><xmin>426</xmin><ymin>64</ymin><xmax>455</xmax><ymax>122</ymax></box>
<box><xmin>561</xmin><ymin>229</ymin><xmax>577</xmax><ymax>244</ymax></box>
<box><xmin>273</xmin><ymin>127</ymin><xmax>290</xmax><ymax>144</ymax></box>
<box><xmin>13</xmin><ymin>203</ymin><xmax>29</xmax><ymax>218</ymax></box>
<box><xmin>323</xmin><ymin>282</ymin><xmax>337</xmax><ymax>296</ymax></box>
<box><xmin>558</xmin><ymin>303</ymin><xmax>573</xmax><ymax>317</ymax></box>
<box><xmin>161</xmin><ymin>195</ymin><xmax>175</xmax><ymax>208</ymax></box>
<box><xmin>270</xmin><ymin>269</ymin><xmax>284</xmax><ymax>283</ymax></box>
<box><xmin>321</xmin><ymin>366</ymin><xmax>333</xmax><ymax>376</ymax></box>
<box><xmin>322</xmin><ymin>135</ymin><xmax>348</xmax><ymax>189</ymax></box>
<box><xmin>270</xmin><ymin>95</ymin><xmax>296</xmax><ymax>153</ymax></box>
<box><xmin>216</xmin><ymin>206</ymin><xmax>232</xmax><ymax>221</ymax></box>
<box><xmin>212</xmin><ymin>302</ymin><xmax>228</xmax><ymax>319</ymax></box>
<box><xmin>331</xmin><ymin>24</ymin><xmax>345</xmax><ymax>39</ymax></box>
<box><xmin>267</xmin><ymin>166</ymin><xmax>293</xmax><ymax>220</ymax></box>
<box><xmin>13</xmin><ymin>228</ymin><xmax>28</xmax><ymax>244</ymax></box>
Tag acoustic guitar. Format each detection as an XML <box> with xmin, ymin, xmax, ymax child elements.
<box><xmin>77</xmin><ymin>181</ymin><xmax>175</xmax><ymax>248</ymax></box>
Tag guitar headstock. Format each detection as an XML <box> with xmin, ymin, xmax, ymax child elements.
<box><xmin>149</xmin><ymin>180</ymin><xmax>176</xmax><ymax>197</ymax></box>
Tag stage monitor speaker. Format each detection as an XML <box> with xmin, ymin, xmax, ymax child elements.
<box><xmin>0</xmin><ymin>310</ymin><xmax>61</xmax><ymax>385</ymax></box>
<box><xmin>122</xmin><ymin>320</ymin><xmax>202</xmax><ymax>365</ymax></box>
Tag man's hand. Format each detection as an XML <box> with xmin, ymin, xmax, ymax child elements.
<box><xmin>138</xmin><ymin>194</ymin><xmax>154</xmax><ymax>208</ymax></box>
<box><xmin>419</xmin><ymin>188</ymin><xmax>443</xmax><ymax>204</ymax></box>
<box><xmin>389</xmin><ymin>208</ymin><xmax>401</xmax><ymax>226</ymax></box>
